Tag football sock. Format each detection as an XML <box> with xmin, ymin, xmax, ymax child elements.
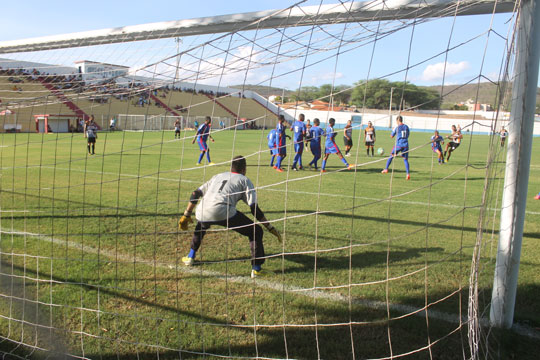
<box><xmin>188</xmin><ymin>249</ymin><xmax>196</xmax><ymax>259</ymax></box>
<box><xmin>341</xmin><ymin>158</ymin><xmax>349</xmax><ymax>166</ymax></box>
<box><xmin>371</xmin><ymin>148</ymin><xmax>374</xmax><ymax>156</ymax></box>
<box><xmin>321</xmin><ymin>159</ymin><xmax>327</xmax><ymax>170</ymax></box>
<box><xmin>276</xmin><ymin>156</ymin><xmax>282</xmax><ymax>168</ymax></box>
<box><xmin>298</xmin><ymin>155</ymin><xmax>302</xmax><ymax>168</ymax></box>
<box><xmin>404</xmin><ymin>158</ymin><xmax>410</xmax><ymax>174</ymax></box>
<box><xmin>87</xmin><ymin>145</ymin><xmax>91</xmax><ymax>154</ymax></box>
<box><xmin>91</xmin><ymin>144</ymin><xmax>95</xmax><ymax>154</ymax></box>
<box><xmin>206</xmin><ymin>149</ymin><xmax>211</xmax><ymax>162</ymax></box>
<box><xmin>385</xmin><ymin>156</ymin><xmax>393</xmax><ymax>169</ymax></box>
<box><xmin>367</xmin><ymin>149</ymin><xmax>369</xmax><ymax>156</ymax></box>
<box><xmin>198</xmin><ymin>152</ymin><xmax>205</xmax><ymax>164</ymax></box>
<box><xmin>270</xmin><ymin>156</ymin><xmax>275</xmax><ymax>167</ymax></box>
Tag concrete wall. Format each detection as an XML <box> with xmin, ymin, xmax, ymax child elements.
<box><xmin>283</xmin><ymin>108</ymin><xmax>540</xmax><ymax>135</ymax></box>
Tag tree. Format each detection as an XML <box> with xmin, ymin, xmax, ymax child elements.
<box><xmin>290</xmin><ymin>86</ymin><xmax>319</xmax><ymax>102</ymax></box>
<box><xmin>350</xmin><ymin>79</ymin><xmax>392</xmax><ymax>109</ymax></box>
<box><xmin>350</xmin><ymin>79</ymin><xmax>440</xmax><ymax>110</ymax></box>
<box><xmin>334</xmin><ymin>85</ymin><xmax>353</xmax><ymax>104</ymax></box>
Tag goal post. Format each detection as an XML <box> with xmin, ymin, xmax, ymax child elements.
<box><xmin>0</xmin><ymin>1</ymin><xmax>517</xmax><ymax>54</ymax></box>
<box><xmin>490</xmin><ymin>0</ymin><xmax>540</xmax><ymax>329</ymax></box>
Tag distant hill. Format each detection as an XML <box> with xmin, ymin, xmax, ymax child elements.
<box><xmin>234</xmin><ymin>82</ymin><xmax>540</xmax><ymax>108</ymax></box>
<box><xmin>428</xmin><ymin>82</ymin><xmax>540</xmax><ymax>107</ymax></box>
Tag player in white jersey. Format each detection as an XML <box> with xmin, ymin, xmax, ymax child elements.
<box><xmin>84</xmin><ymin>115</ymin><xmax>98</xmax><ymax>155</ymax></box>
<box><xmin>443</xmin><ymin>125</ymin><xmax>463</xmax><ymax>162</ymax></box>
<box><xmin>364</xmin><ymin>121</ymin><xmax>376</xmax><ymax>156</ymax></box>
<box><xmin>174</xmin><ymin>119</ymin><xmax>181</xmax><ymax>139</ymax></box>
<box><xmin>178</xmin><ymin>156</ymin><xmax>281</xmax><ymax>278</ymax></box>
<box><xmin>499</xmin><ymin>127</ymin><xmax>508</xmax><ymax>147</ymax></box>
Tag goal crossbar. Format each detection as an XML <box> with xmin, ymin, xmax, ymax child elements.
<box><xmin>0</xmin><ymin>0</ymin><xmax>516</xmax><ymax>54</ymax></box>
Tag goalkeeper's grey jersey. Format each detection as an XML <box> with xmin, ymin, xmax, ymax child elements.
<box><xmin>195</xmin><ymin>172</ymin><xmax>257</xmax><ymax>222</ymax></box>
<box><xmin>86</xmin><ymin>124</ymin><xmax>97</xmax><ymax>138</ymax></box>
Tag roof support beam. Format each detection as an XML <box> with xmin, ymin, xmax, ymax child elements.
<box><xmin>0</xmin><ymin>0</ymin><xmax>516</xmax><ymax>54</ymax></box>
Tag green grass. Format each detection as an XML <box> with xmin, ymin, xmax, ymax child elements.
<box><xmin>0</xmin><ymin>129</ymin><xmax>539</xmax><ymax>359</ymax></box>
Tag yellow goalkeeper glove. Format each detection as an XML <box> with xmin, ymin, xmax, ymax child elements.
<box><xmin>267</xmin><ymin>226</ymin><xmax>282</xmax><ymax>241</ymax></box>
<box><xmin>178</xmin><ymin>214</ymin><xmax>193</xmax><ymax>231</ymax></box>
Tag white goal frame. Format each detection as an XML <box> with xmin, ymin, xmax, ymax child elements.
<box><xmin>0</xmin><ymin>0</ymin><xmax>537</xmax><ymax>338</ymax></box>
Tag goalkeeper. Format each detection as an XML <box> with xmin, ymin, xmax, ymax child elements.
<box><xmin>178</xmin><ymin>155</ymin><xmax>281</xmax><ymax>278</ymax></box>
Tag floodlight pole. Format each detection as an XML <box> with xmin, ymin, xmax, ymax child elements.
<box><xmin>490</xmin><ymin>0</ymin><xmax>540</xmax><ymax>329</ymax></box>
<box><xmin>174</xmin><ymin>37</ymin><xmax>182</xmax><ymax>84</ymax></box>
<box><xmin>388</xmin><ymin>87</ymin><xmax>395</xmax><ymax>128</ymax></box>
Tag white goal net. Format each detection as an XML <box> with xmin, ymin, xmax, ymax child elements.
<box><xmin>0</xmin><ymin>1</ymin><xmax>536</xmax><ymax>359</ymax></box>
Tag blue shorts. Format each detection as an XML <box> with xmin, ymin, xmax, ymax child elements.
<box><xmin>432</xmin><ymin>145</ymin><xmax>442</xmax><ymax>153</ymax></box>
<box><xmin>198</xmin><ymin>139</ymin><xmax>208</xmax><ymax>151</ymax></box>
<box><xmin>325</xmin><ymin>141</ymin><xmax>340</xmax><ymax>154</ymax></box>
<box><xmin>294</xmin><ymin>142</ymin><xmax>304</xmax><ymax>154</ymax></box>
<box><xmin>391</xmin><ymin>145</ymin><xmax>409</xmax><ymax>159</ymax></box>
<box><xmin>276</xmin><ymin>143</ymin><xmax>286</xmax><ymax>156</ymax></box>
<box><xmin>271</xmin><ymin>147</ymin><xmax>279</xmax><ymax>156</ymax></box>
<box><xmin>310</xmin><ymin>143</ymin><xmax>321</xmax><ymax>156</ymax></box>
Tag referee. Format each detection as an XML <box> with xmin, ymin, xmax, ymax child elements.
<box><xmin>178</xmin><ymin>155</ymin><xmax>281</xmax><ymax>278</ymax></box>
<box><xmin>343</xmin><ymin>119</ymin><xmax>353</xmax><ymax>156</ymax></box>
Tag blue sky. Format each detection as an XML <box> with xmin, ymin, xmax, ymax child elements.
<box><xmin>0</xmin><ymin>0</ymin><xmax>519</xmax><ymax>90</ymax></box>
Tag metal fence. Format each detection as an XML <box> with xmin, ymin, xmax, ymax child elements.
<box><xmin>116</xmin><ymin>114</ymin><xmax>232</xmax><ymax>131</ymax></box>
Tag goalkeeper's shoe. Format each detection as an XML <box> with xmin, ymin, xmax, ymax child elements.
<box><xmin>182</xmin><ymin>256</ymin><xmax>194</xmax><ymax>266</ymax></box>
<box><xmin>381</xmin><ymin>169</ymin><xmax>388</xmax><ymax>174</ymax></box>
<box><xmin>251</xmin><ymin>269</ymin><xmax>273</xmax><ymax>278</ymax></box>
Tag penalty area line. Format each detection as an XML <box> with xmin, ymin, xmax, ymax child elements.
<box><xmin>2</xmin><ymin>227</ymin><xmax>538</xmax><ymax>340</ymax></box>
<box><xmin>39</xmin><ymin>166</ymin><xmax>540</xmax><ymax>216</ymax></box>
<box><xmin>264</xmin><ymin>188</ymin><xmax>540</xmax><ymax>216</ymax></box>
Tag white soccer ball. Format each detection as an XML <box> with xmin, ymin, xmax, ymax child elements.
<box><xmin>377</xmin><ymin>147</ymin><xmax>385</xmax><ymax>156</ymax></box>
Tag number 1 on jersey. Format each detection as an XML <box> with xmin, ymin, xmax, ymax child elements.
<box><xmin>218</xmin><ymin>180</ymin><xmax>228</xmax><ymax>192</ymax></box>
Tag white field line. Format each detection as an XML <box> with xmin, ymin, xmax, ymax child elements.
<box><xmin>34</xmin><ymin>166</ymin><xmax>540</xmax><ymax>216</ymax></box>
<box><xmin>1</xmin><ymin>227</ymin><xmax>461</xmax><ymax>325</ymax></box>
<box><xmin>1</xmin><ymin>227</ymin><xmax>538</xmax><ymax>340</ymax></box>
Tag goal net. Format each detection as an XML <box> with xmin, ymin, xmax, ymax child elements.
<box><xmin>0</xmin><ymin>1</ymin><xmax>532</xmax><ymax>359</ymax></box>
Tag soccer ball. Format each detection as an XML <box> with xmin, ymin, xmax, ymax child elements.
<box><xmin>377</xmin><ymin>147</ymin><xmax>385</xmax><ymax>156</ymax></box>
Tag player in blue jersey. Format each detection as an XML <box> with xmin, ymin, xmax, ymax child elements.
<box><xmin>430</xmin><ymin>130</ymin><xmax>445</xmax><ymax>164</ymax></box>
<box><xmin>267</xmin><ymin>128</ymin><xmax>277</xmax><ymax>167</ymax></box>
<box><xmin>192</xmin><ymin>116</ymin><xmax>215</xmax><ymax>166</ymax></box>
<box><xmin>321</xmin><ymin>118</ymin><xmax>354</xmax><ymax>172</ymax></box>
<box><xmin>273</xmin><ymin>115</ymin><xmax>289</xmax><ymax>172</ymax></box>
<box><xmin>290</xmin><ymin>113</ymin><xmax>307</xmax><ymax>171</ymax></box>
<box><xmin>381</xmin><ymin>115</ymin><xmax>411</xmax><ymax>180</ymax></box>
<box><xmin>307</xmin><ymin>118</ymin><xmax>324</xmax><ymax>170</ymax></box>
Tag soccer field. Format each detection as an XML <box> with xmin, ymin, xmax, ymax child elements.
<box><xmin>1</xmin><ymin>129</ymin><xmax>539</xmax><ymax>359</ymax></box>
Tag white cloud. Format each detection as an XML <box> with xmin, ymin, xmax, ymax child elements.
<box><xmin>310</xmin><ymin>72</ymin><xmax>343</xmax><ymax>84</ymax></box>
<box><xmin>421</xmin><ymin>61</ymin><xmax>470</xmax><ymax>82</ymax></box>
